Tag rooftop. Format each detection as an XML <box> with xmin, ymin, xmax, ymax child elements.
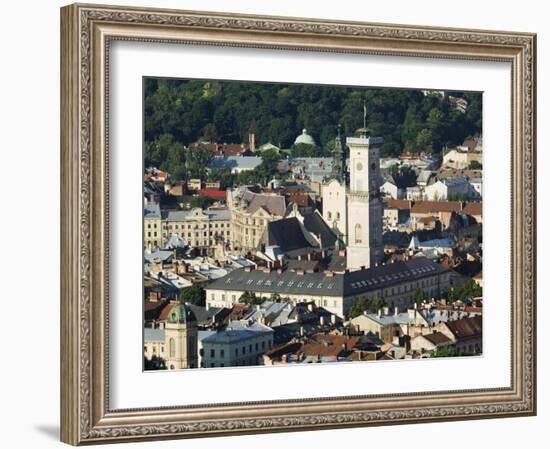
<box><xmin>206</xmin><ymin>257</ymin><xmax>448</xmax><ymax>298</ymax></box>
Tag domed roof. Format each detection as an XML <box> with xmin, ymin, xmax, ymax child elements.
<box><xmin>294</xmin><ymin>128</ymin><xmax>316</xmax><ymax>146</ymax></box>
<box><xmin>167</xmin><ymin>303</ymin><xmax>197</xmax><ymax>324</ymax></box>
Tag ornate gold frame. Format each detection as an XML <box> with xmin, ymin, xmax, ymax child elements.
<box><xmin>60</xmin><ymin>3</ymin><xmax>537</xmax><ymax>445</ymax></box>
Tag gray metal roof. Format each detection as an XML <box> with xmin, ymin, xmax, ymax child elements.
<box><xmin>202</xmin><ymin>321</ymin><xmax>273</xmax><ymax>344</ymax></box>
<box><xmin>210</xmin><ymin>156</ymin><xmax>263</xmax><ymax>170</ymax></box>
<box><xmin>144</xmin><ymin>202</ymin><xmax>161</xmax><ymax>219</ymax></box>
<box><xmin>162</xmin><ymin>208</ymin><xmax>231</xmax><ymax>221</ymax></box>
<box><xmin>206</xmin><ymin>257</ymin><xmax>448</xmax><ymax>298</ymax></box>
<box><xmin>144</xmin><ymin>327</ymin><xmax>165</xmax><ymax>342</ymax></box>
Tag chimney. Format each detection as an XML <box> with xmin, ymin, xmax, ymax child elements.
<box><xmin>331</xmin><ymin>314</ymin><xmax>337</xmax><ymax>324</ymax></box>
<box><xmin>325</xmin><ymin>270</ymin><xmax>334</xmax><ymax>277</ymax></box>
<box><xmin>299</xmin><ymin>326</ymin><xmax>305</xmax><ymax>337</ymax></box>
<box><xmin>394</xmin><ymin>306</ymin><xmax>399</xmax><ymax>316</ymax></box>
<box><xmin>320</xmin><ymin>315</ymin><xmax>326</xmax><ymax>326</ymax></box>
<box><xmin>296</xmin><ymin>268</ymin><xmax>305</xmax><ymax>276</ymax></box>
<box><xmin>159</xmin><ymin>322</ymin><xmax>165</xmax><ymax>330</ymax></box>
<box><xmin>307</xmin><ymin>303</ymin><xmax>314</xmax><ymax>312</ymax></box>
<box><xmin>383</xmin><ymin>306</ymin><xmax>389</xmax><ymax>316</ymax></box>
<box><xmin>151</xmin><ymin>320</ymin><xmax>156</xmax><ymax>330</ymax></box>
<box><xmin>377</xmin><ymin>309</ymin><xmax>382</xmax><ymax>318</ymax></box>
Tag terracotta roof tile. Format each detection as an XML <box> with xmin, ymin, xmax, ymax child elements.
<box><xmin>411</xmin><ymin>201</ymin><xmax>462</xmax><ymax>214</ymax></box>
<box><xmin>463</xmin><ymin>202</ymin><xmax>482</xmax><ymax>217</ymax></box>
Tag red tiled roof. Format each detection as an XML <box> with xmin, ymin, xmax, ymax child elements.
<box><xmin>445</xmin><ymin>316</ymin><xmax>482</xmax><ymax>340</ymax></box>
<box><xmin>423</xmin><ymin>332</ymin><xmax>452</xmax><ymax>346</ymax></box>
<box><xmin>385</xmin><ymin>199</ymin><xmax>412</xmax><ymax>210</ymax></box>
<box><xmin>198</xmin><ymin>189</ymin><xmax>227</xmax><ymax>199</ymax></box>
<box><xmin>300</xmin><ymin>334</ymin><xmax>360</xmax><ymax>358</ymax></box>
<box><xmin>158</xmin><ymin>302</ymin><xmax>177</xmax><ymax>321</ymax></box>
<box><xmin>411</xmin><ymin>201</ymin><xmax>462</xmax><ymax>214</ymax></box>
<box><xmin>463</xmin><ymin>202</ymin><xmax>482</xmax><ymax>217</ymax></box>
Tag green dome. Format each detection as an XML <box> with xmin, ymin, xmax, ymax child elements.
<box><xmin>294</xmin><ymin>128</ymin><xmax>316</xmax><ymax>146</ymax></box>
<box><xmin>167</xmin><ymin>303</ymin><xmax>196</xmax><ymax>324</ymax></box>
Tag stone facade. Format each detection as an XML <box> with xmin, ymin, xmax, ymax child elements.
<box><xmin>346</xmin><ymin>134</ymin><xmax>384</xmax><ymax>270</ymax></box>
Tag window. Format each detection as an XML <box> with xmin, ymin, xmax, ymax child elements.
<box><xmin>328</xmin><ymin>211</ymin><xmax>332</xmax><ymax>220</ymax></box>
<box><xmin>354</xmin><ymin>221</ymin><xmax>365</xmax><ymax>244</ymax></box>
<box><xmin>336</xmin><ymin>212</ymin><xmax>340</xmax><ymax>220</ymax></box>
<box><xmin>169</xmin><ymin>338</ymin><xmax>175</xmax><ymax>358</ymax></box>
<box><xmin>210</xmin><ymin>349</ymin><xmax>215</xmax><ymax>358</ymax></box>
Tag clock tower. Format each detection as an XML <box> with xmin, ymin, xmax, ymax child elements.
<box><xmin>346</xmin><ymin>128</ymin><xmax>384</xmax><ymax>270</ymax></box>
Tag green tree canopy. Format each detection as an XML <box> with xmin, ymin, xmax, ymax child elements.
<box><xmin>190</xmin><ymin>195</ymin><xmax>215</xmax><ymax>209</ymax></box>
<box><xmin>179</xmin><ymin>284</ymin><xmax>206</xmax><ymax>307</ymax></box>
<box><xmin>349</xmin><ymin>297</ymin><xmax>386</xmax><ymax>318</ymax></box>
<box><xmin>144</xmin><ymin>78</ymin><xmax>482</xmax><ymax>164</ymax></box>
<box><xmin>239</xmin><ymin>291</ymin><xmax>263</xmax><ymax>305</ymax></box>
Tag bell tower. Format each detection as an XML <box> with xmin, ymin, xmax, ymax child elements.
<box><xmin>164</xmin><ymin>303</ymin><xmax>198</xmax><ymax>370</ymax></box>
<box><xmin>346</xmin><ymin>127</ymin><xmax>384</xmax><ymax>270</ymax></box>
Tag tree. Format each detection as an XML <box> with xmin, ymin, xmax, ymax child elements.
<box><xmin>349</xmin><ymin>297</ymin><xmax>386</xmax><ymax>318</ymax></box>
<box><xmin>179</xmin><ymin>284</ymin><xmax>206</xmax><ymax>307</ymax></box>
<box><xmin>432</xmin><ymin>345</ymin><xmax>460</xmax><ymax>358</ymax></box>
<box><xmin>207</xmin><ymin>168</ymin><xmax>236</xmax><ymax>189</ymax></box>
<box><xmin>469</xmin><ymin>160</ymin><xmax>482</xmax><ymax>170</ymax></box>
<box><xmin>190</xmin><ymin>195</ymin><xmax>214</xmax><ymax>209</ymax></box>
<box><xmin>144</xmin><ymin>79</ymin><xmax>482</xmax><ymax>165</ymax></box>
<box><xmin>445</xmin><ymin>279</ymin><xmax>482</xmax><ymax>303</ymax></box>
<box><xmin>415</xmin><ymin>128</ymin><xmax>433</xmax><ymax>153</ymax></box>
<box><xmin>186</xmin><ymin>145</ymin><xmax>212</xmax><ymax>180</ymax></box>
<box><xmin>414</xmin><ymin>289</ymin><xmax>427</xmax><ymax>306</ymax></box>
<box><xmin>239</xmin><ymin>291</ymin><xmax>263</xmax><ymax>305</ymax></box>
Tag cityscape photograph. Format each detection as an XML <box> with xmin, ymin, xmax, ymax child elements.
<box><xmin>142</xmin><ymin>78</ymin><xmax>483</xmax><ymax>371</ymax></box>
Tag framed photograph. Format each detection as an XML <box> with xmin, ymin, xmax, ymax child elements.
<box><xmin>60</xmin><ymin>3</ymin><xmax>537</xmax><ymax>445</ymax></box>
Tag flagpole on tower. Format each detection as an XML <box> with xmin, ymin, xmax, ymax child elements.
<box><xmin>363</xmin><ymin>100</ymin><xmax>367</xmax><ymax>129</ymax></box>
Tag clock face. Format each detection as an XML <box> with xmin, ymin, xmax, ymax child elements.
<box><xmin>355</xmin><ymin>162</ymin><xmax>363</xmax><ymax>171</ymax></box>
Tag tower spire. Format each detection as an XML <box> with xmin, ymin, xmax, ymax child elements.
<box><xmin>331</xmin><ymin>124</ymin><xmax>346</xmax><ymax>183</ymax></box>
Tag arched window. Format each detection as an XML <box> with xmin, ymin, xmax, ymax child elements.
<box><xmin>355</xmin><ymin>223</ymin><xmax>362</xmax><ymax>243</ymax></box>
<box><xmin>169</xmin><ymin>338</ymin><xmax>175</xmax><ymax>358</ymax></box>
<box><xmin>327</xmin><ymin>211</ymin><xmax>332</xmax><ymax>220</ymax></box>
<box><xmin>336</xmin><ymin>212</ymin><xmax>340</xmax><ymax>220</ymax></box>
